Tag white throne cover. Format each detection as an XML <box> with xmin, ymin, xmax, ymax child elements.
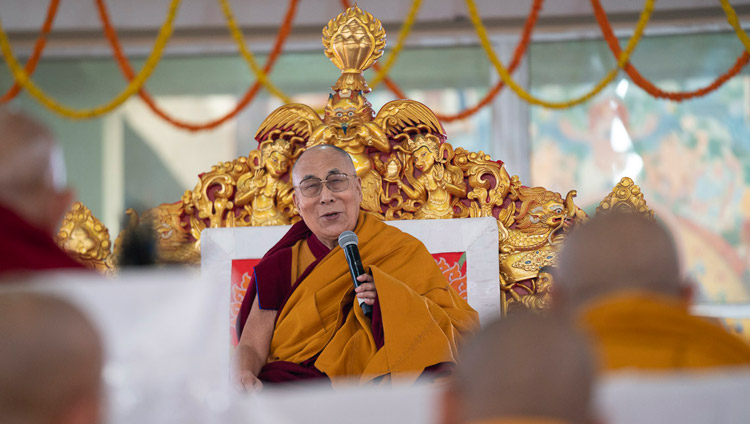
<box><xmin>200</xmin><ymin>216</ymin><xmax>500</xmax><ymax>349</ymax></box>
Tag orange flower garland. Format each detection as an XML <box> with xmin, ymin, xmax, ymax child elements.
<box><xmin>591</xmin><ymin>0</ymin><xmax>749</xmax><ymax>101</ymax></box>
<box><xmin>341</xmin><ymin>0</ymin><xmax>543</xmax><ymax>123</ymax></box>
<box><xmin>96</xmin><ymin>0</ymin><xmax>297</xmax><ymax>131</ymax></box>
<box><xmin>438</xmin><ymin>0</ymin><xmax>542</xmax><ymax>122</ymax></box>
<box><xmin>4</xmin><ymin>0</ymin><xmax>750</xmax><ymax>125</ymax></box>
<box><xmin>339</xmin><ymin>0</ymin><xmax>411</xmax><ymax>101</ymax></box>
<box><xmin>0</xmin><ymin>0</ymin><xmax>59</xmax><ymax>102</ymax></box>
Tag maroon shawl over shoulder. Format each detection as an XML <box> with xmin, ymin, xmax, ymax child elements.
<box><xmin>0</xmin><ymin>204</ymin><xmax>85</xmax><ymax>276</ymax></box>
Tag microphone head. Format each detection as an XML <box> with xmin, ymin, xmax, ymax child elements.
<box><xmin>338</xmin><ymin>231</ymin><xmax>358</xmax><ymax>248</ymax></box>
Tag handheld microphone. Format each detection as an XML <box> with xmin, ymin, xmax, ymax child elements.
<box><xmin>338</xmin><ymin>231</ymin><xmax>373</xmax><ymax>318</ymax></box>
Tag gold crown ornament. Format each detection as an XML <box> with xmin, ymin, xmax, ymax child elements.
<box><xmin>322</xmin><ymin>4</ymin><xmax>386</xmax><ymax>95</ymax></box>
<box><xmin>259</xmin><ymin>137</ymin><xmax>293</xmax><ymax>156</ymax></box>
<box><xmin>407</xmin><ymin>133</ymin><xmax>442</xmax><ymax>153</ymax></box>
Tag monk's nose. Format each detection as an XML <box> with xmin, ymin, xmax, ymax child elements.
<box><xmin>319</xmin><ymin>184</ymin><xmax>336</xmax><ymax>203</ymax></box>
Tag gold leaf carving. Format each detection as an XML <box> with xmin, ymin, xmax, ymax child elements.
<box><xmin>596</xmin><ymin>177</ymin><xmax>654</xmax><ymax>219</ymax></box>
<box><xmin>56</xmin><ymin>202</ymin><xmax>112</xmax><ymax>272</ymax></box>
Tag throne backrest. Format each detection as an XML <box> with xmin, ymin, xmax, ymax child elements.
<box><xmin>200</xmin><ymin>217</ymin><xmax>499</xmax><ymax>346</ymax></box>
<box><xmin>56</xmin><ymin>5</ymin><xmax>591</xmax><ymax>320</ymax></box>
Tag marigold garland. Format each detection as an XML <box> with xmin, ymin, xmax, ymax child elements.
<box><xmin>467</xmin><ymin>0</ymin><xmax>653</xmax><ymax>109</ymax></box>
<box><xmin>593</xmin><ymin>0</ymin><xmax>749</xmax><ymax>101</ymax></box>
<box><xmin>335</xmin><ymin>0</ymin><xmax>421</xmax><ymax>105</ymax></box>
<box><xmin>721</xmin><ymin>0</ymin><xmax>750</xmax><ymax>53</ymax></box>
<box><xmin>0</xmin><ymin>0</ymin><xmax>181</xmax><ymax>119</ymax></box>
<box><xmin>340</xmin><ymin>0</ymin><xmax>422</xmax><ymax>90</ymax></box>
<box><xmin>98</xmin><ymin>0</ymin><xmax>297</xmax><ymax>131</ymax></box>
<box><xmin>2</xmin><ymin>0</ymin><xmax>748</xmax><ymax>123</ymax></box>
<box><xmin>437</xmin><ymin>0</ymin><xmax>542</xmax><ymax>122</ymax></box>
<box><xmin>340</xmin><ymin>0</ymin><xmax>421</xmax><ymax>93</ymax></box>
<box><xmin>0</xmin><ymin>0</ymin><xmax>59</xmax><ymax>102</ymax></box>
<box><xmin>342</xmin><ymin>0</ymin><xmax>543</xmax><ymax>122</ymax></box>
<box><xmin>371</xmin><ymin>0</ymin><xmax>419</xmax><ymax>89</ymax></box>
<box><xmin>219</xmin><ymin>0</ymin><xmax>291</xmax><ymax>103</ymax></box>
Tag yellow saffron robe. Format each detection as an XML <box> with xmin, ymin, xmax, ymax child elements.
<box><xmin>579</xmin><ymin>291</ymin><xmax>750</xmax><ymax>371</ymax></box>
<box><xmin>268</xmin><ymin>211</ymin><xmax>479</xmax><ymax>385</ymax></box>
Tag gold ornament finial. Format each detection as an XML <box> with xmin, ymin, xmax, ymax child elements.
<box><xmin>596</xmin><ymin>177</ymin><xmax>654</xmax><ymax>219</ymax></box>
<box><xmin>322</xmin><ymin>4</ymin><xmax>386</xmax><ymax>94</ymax></box>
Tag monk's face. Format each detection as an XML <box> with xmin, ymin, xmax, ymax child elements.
<box><xmin>292</xmin><ymin>147</ymin><xmax>362</xmax><ymax>249</ymax></box>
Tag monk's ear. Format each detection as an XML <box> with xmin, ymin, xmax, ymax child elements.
<box><xmin>292</xmin><ymin>192</ymin><xmax>300</xmax><ymax>210</ymax></box>
<box><xmin>355</xmin><ymin>177</ymin><xmax>363</xmax><ymax>201</ymax></box>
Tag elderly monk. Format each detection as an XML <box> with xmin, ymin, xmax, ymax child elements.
<box><xmin>553</xmin><ymin>212</ymin><xmax>750</xmax><ymax>371</ymax></box>
<box><xmin>0</xmin><ymin>108</ymin><xmax>82</xmax><ymax>274</ymax></box>
<box><xmin>232</xmin><ymin>145</ymin><xmax>478</xmax><ymax>390</ymax></box>
<box><xmin>442</xmin><ymin>312</ymin><xmax>597</xmax><ymax>424</ymax></box>
<box><xmin>0</xmin><ymin>291</ymin><xmax>103</xmax><ymax>424</ymax></box>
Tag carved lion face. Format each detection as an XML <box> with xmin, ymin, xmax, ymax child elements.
<box><xmin>323</xmin><ymin>93</ymin><xmax>372</xmax><ymax>133</ymax></box>
<box><xmin>528</xmin><ymin>201</ymin><xmax>565</xmax><ymax>228</ymax></box>
<box><xmin>330</xmin><ymin>100</ymin><xmax>362</xmax><ymax>129</ymax></box>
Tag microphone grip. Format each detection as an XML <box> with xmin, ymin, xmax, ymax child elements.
<box><xmin>343</xmin><ymin>245</ymin><xmax>373</xmax><ymax>318</ymax></box>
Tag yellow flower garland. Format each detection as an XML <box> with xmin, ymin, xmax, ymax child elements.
<box><xmin>466</xmin><ymin>0</ymin><xmax>654</xmax><ymax>109</ymax></box>
<box><xmin>218</xmin><ymin>0</ymin><xmax>292</xmax><ymax>103</ymax></box>
<box><xmin>720</xmin><ymin>0</ymin><xmax>750</xmax><ymax>53</ymax></box>
<box><xmin>369</xmin><ymin>0</ymin><xmax>422</xmax><ymax>89</ymax></box>
<box><xmin>2</xmin><ymin>0</ymin><xmax>733</xmax><ymax>118</ymax></box>
<box><xmin>0</xmin><ymin>0</ymin><xmax>181</xmax><ymax>119</ymax></box>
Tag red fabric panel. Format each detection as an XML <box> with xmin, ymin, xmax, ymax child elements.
<box><xmin>432</xmin><ymin>252</ymin><xmax>468</xmax><ymax>300</ymax></box>
<box><xmin>230</xmin><ymin>259</ymin><xmax>261</xmax><ymax>346</ymax></box>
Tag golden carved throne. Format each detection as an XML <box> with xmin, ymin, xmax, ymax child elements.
<box><xmin>57</xmin><ymin>6</ymin><xmax>653</xmax><ymax>315</ymax></box>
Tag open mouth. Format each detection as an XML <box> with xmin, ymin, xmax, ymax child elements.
<box><xmin>321</xmin><ymin>212</ymin><xmax>341</xmax><ymax>220</ymax></box>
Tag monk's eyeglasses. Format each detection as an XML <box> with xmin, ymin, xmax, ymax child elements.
<box><xmin>295</xmin><ymin>173</ymin><xmax>353</xmax><ymax>197</ymax></box>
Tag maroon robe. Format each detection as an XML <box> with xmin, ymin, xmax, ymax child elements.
<box><xmin>0</xmin><ymin>204</ymin><xmax>85</xmax><ymax>276</ymax></box>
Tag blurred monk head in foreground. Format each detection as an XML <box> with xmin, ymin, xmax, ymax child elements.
<box><xmin>554</xmin><ymin>211</ymin><xmax>687</xmax><ymax>312</ymax></box>
<box><xmin>443</xmin><ymin>312</ymin><xmax>597</xmax><ymax>424</ymax></box>
<box><xmin>0</xmin><ymin>107</ymin><xmax>85</xmax><ymax>275</ymax></box>
<box><xmin>552</xmin><ymin>211</ymin><xmax>750</xmax><ymax>370</ymax></box>
<box><xmin>0</xmin><ymin>291</ymin><xmax>103</xmax><ymax>424</ymax></box>
<box><xmin>0</xmin><ymin>107</ymin><xmax>73</xmax><ymax>236</ymax></box>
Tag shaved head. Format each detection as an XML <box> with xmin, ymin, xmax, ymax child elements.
<box><xmin>292</xmin><ymin>145</ymin><xmax>355</xmax><ymax>184</ymax></box>
<box><xmin>0</xmin><ymin>108</ymin><xmax>62</xmax><ymax>196</ymax></box>
<box><xmin>0</xmin><ymin>107</ymin><xmax>72</xmax><ymax>235</ymax></box>
<box><xmin>448</xmin><ymin>313</ymin><xmax>596</xmax><ymax>424</ymax></box>
<box><xmin>555</xmin><ymin>212</ymin><xmax>683</xmax><ymax>311</ymax></box>
<box><xmin>0</xmin><ymin>291</ymin><xmax>103</xmax><ymax>423</ymax></box>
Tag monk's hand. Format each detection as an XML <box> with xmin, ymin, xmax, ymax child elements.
<box><xmin>233</xmin><ymin>369</ymin><xmax>263</xmax><ymax>392</ymax></box>
<box><xmin>355</xmin><ymin>273</ymin><xmax>377</xmax><ymax>305</ymax></box>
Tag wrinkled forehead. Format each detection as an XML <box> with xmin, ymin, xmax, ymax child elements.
<box><xmin>292</xmin><ymin>148</ymin><xmax>354</xmax><ymax>183</ymax></box>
